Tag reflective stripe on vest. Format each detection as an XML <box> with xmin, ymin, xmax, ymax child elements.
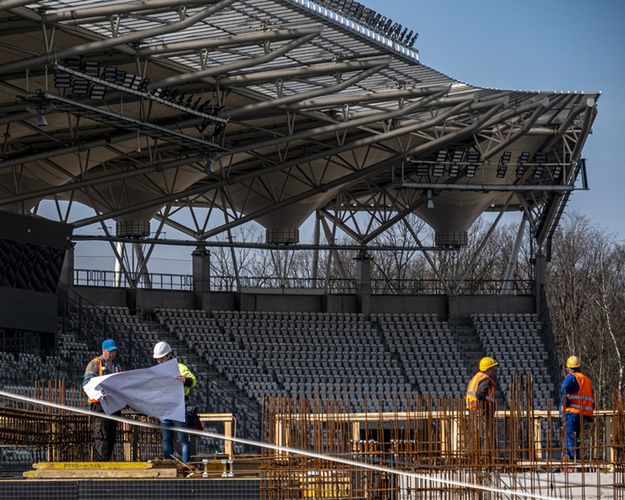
<box><xmin>466</xmin><ymin>372</ymin><xmax>494</xmax><ymax>411</ymax></box>
<box><xmin>565</xmin><ymin>372</ymin><xmax>594</xmax><ymax>417</ymax></box>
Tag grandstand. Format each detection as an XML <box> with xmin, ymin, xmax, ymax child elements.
<box><xmin>0</xmin><ymin>0</ymin><xmax>605</xmax><ymax>497</ymax></box>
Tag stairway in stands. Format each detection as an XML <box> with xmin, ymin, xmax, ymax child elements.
<box><xmin>454</xmin><ymin>325</ymin><xmax>507</xmax><ymax>409</ymax></box>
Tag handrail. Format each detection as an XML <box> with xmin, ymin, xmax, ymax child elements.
<box><xmin>73</xmin><ymin>269</ymin><xmax>533</xmax><ymax>295</ymax></box>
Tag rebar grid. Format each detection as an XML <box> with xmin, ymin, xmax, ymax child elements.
<box><xmin>0</xmin><ymin>380</ymin><xmax>161</xmax><ymax>462</ymax></box>
<box><xmin>261</xmin><ymin>376</ymin><xmax>625</xmax><ymax>499</ymax></box>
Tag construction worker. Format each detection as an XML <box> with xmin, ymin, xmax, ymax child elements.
<box><xmin>466</xmin><ymin>356</ymin><xmax>498</xmax><ymax>411</ymax></box>
<box><xmin>560</xmin><ymin>355</ymin><xmax>594</xmax><ymax>460</ymax></box>
<box><xmin>153</xmin><ymin>341</ymin><xmax>197</xmax><ymax>463</ymax></box>
<box><xmin>83</xmin><ymin>339</ymin><xmax>123</xmax><ymax>461</ymax></box>
<box><xmin>465</xmin><ymin>356</ymin><xmax>499</xmax><ymax>460</ymax></box>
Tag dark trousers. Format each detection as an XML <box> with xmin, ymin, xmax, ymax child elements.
<box><xmin>90</xmin><ymin>402</ymin><xmax>118</xmax><ymax>461</ymax></box>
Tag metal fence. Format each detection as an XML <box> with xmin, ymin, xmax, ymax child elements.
<box><xmin>73</xmin><ymin>269</ymin><xmax>533</xmax><ymax>295</ymax></box>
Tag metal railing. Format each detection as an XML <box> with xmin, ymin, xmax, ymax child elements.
<box><xmin>74</xmin><ymin>269</ymin><xmax>193</xmax><ymax>290</ymax></box>
<box><xmin>73</xmin><ymin>269</ymin><xmax>533</xmax><ymax>296</ymax></box>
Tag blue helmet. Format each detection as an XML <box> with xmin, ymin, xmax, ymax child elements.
<box><xmin>101</xmin><ymin>339</ymin><xmax>118</xmax><ymax>352</ymax></box>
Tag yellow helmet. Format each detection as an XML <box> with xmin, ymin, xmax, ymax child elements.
<box><xmin>566</xmin><ymin>355</ymin><xmax>581</xmax><ymax>369</ymax></box>
<box><xmin>479</xmin><ymin>356</ymin><xmax>499</xmax><ymax>372</ymax></box>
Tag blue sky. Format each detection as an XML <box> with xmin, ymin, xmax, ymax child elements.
<box><xmin>367</xmin><ymin>0</ymin><xmax>625</xmax><ymax>240</ymax></box>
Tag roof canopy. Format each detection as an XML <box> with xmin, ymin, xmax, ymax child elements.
<box><xmin>0</xmin><ymin>0</ymin><xmax>598</xmax><ymax>252</ymax></box>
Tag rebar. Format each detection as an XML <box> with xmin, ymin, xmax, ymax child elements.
<box><xmin>261</xmin><ymin>376</ymin><xmax>625</xmax><ymax>499</ymax></box>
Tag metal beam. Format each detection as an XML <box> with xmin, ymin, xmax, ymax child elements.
<box><xmin>43</xmin><ymin>0</ymin><xmax>206</xmax><ymax>23</ymax></box>
<box><xmin>0</xmin><ymin>154</ymin><xmax>204</xmax><ymax>206</ymax></box>
<box><xmin>0</xmin><ymin>0</ymin><xmax>237</xmax><ymax>75</ymax></box>
<box><xmin>71</xmin><ymin>98</ymin><xmax>479</xmax><ymax>227</ymax></box>
<box><xmin>501</xmin><ymin>215</ymin><xmax>527</xmax><ymax>294</ymax></box>
<box><xmin>71</xmin><ymin>233</ymin><xmax>441</xmax><ymax>251</ymax></box>
<box><xmin>217</xmin><ymin>59</ymin><xmax>393</xmax><ymax>87</ymax></box>
<box><xmin>0</xmin><ymin>114</ymin><xmax>205</xmax><ymax>172</ymax></box>
<box><xmin>397</xmin><ymin>182</ymin><xmax>574</xmax><ymax>192</ymax></box>
<box><xmin>0</xmin><ymin>0</ymin><xmax>38</xmax><ymax>10</ymax></box>
<box><xmin>227</xmin><ymin>61</ymin><xmax>390</xmax><ymax>119</ymax></box>
<box><xmin>288</xmin><ymin>85</ymin><xmax>455</xmax><ymax>110</ymax></box>
<box><xmin>139</xmin><ymin>28</ymin><xmax>320</xmax><ymax>57</ymax></box>
<box><xmin>41</xmin><ymin>93</ymin><xmax>225</xmax><ymax>150</ymax></box>
<box><xmin>404</xmin><ymin>101</ymin><xmax>507</xmax><ymax>157</ymax></box>
<box><xmin>480</xmin><ymin>102</ymin><xmax>547</xmax><ymax>161</ymax></box>
<box><xmin>149</xmin><ymin>28</ymin><xmax>322</xmax><ymax>89</ymax></box>
<box><xmin>227</xmin><ymin>88</ymin><xmax>449</xmax><ymax>155</ymax></box>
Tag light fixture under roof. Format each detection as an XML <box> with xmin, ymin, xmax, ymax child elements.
<box><xmin>416</xmin><ymin>163</ymin><xmax>429</xmax><ymax>177</ymax></box>
<box><xmin>496</xmin><ymin>151</ymin><xmax>512</xmax><ymax>178</ymax></box>
<box><xmin>516</xmin><ymin>152</ymin><xmax>530</xmax><ymax>179</ymax></box>
<box><xmin>533</xmin><ymin>152</ymin><xmax>547</xmax><ymax>178</ymax></box>
<box><xmin>449</xmin><ymin>150</ymin><xmax>463</xmax><ymax>177</ymax></box>
<box><xmin>54</xmin><ymin>72</ymin><xmax>71</xmax><ymax>89</ymax></box>
<box><xmin>433</xmin><ymin>150</ymin><xmax>447</xmax><ymax>177</ymax></box>
<box><xmin>72</xmin><ymin>79</ymin><xmax>89</xmax><ymax>96</ymax></box>
<box><xmin>465</xmin><ymin>150</ymin><xmax>481</xmax><ymax>178</ymax></box>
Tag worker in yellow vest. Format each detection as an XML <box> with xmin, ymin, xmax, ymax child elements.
<box><xmin>83</xmin><ymin>339</ymin><xmax>123</xmax><ymax>461</ymax></box>
<box><xmin>153</xmin><ymin>341</ymin><xmax>197</xmax><ymax>463</ymax></box>
<box><xmin>560</xmin><ymin>355</ymin><xmax>594</xmax><ymax>460</ymax></box>
<box><xmin>466</xmin><ymin>356</ymin><xmax>498</xmax><ymax>411</ymax></box>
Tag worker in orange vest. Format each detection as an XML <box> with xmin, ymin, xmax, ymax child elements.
<box><xmin>466</xmin><ymin>356</ymin><xmax>498</xmax><ymax>411</ymax></box>
<box><xmin>560</xmin><ymin>355</ymin><xmax>594</xmax><ymax>460</ymax></box>
<box><xmin>83</xmin><ymin>339</ymin><xmax>123</xmax><ymax>461</ymax></box>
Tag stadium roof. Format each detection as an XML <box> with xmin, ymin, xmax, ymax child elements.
<box><xmin>0</xmin><ymin>0</ymin><xmax>599</xmax><ymax>252</ymax></box>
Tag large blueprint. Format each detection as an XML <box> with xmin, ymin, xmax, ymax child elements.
<box><xmin>83</xmin><ymin>358</ymin><xmax>185</xmax><ymax>421</ymax></box>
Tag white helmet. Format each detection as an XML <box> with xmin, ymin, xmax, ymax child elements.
<box><xmin>153</xmin><ymin>341</ymin><xmax>172</xmax><ymax>359</ymax></box>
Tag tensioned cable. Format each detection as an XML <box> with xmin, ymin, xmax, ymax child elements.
<box><xmin>0</xmin><ymin>389</ymin><xmax>563</xmax><ymax>500</ymax></box>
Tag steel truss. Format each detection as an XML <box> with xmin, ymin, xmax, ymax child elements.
<box><xmin>0</xmin><ymin>0</ymin><xmax>598</xmax><ymax>290</ymax></box>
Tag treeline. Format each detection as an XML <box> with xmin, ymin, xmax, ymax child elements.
<box><xmin>210</xmin><ymin>213</ymin><xmax>625</xmax><ymax>404</ymax></box>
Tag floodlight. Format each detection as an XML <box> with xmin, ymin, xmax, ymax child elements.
<box><xmin>84</xmin><ymin>61</ymin><xmax>100</xmax><ymax>77</ymax></box>
<box><xmin>72</xmin><ymin>79</ymin><xmax>89</xmax><ymax>96</ymax></box>
<box><xmin>103</xmin><ymin>65</ymin><xmax>117</xmax><ymax>83</ymax></box>
<box><xmin>416</xmin><ymin>163</ymin><xmax>429</xmax><ymax>177</ymax></box>
<box><xmin>114</xmin><ymin>70</ymin><xmax>127</xmax><ymax>86</ymax></box>
<box><xmin>533</xmin><ymin>152</ymin><xmax>547</xmax><ymax>178</ymax></box>
<box><xmin>90</xmin><ymin>84</ymin><xmax>106</xmax><ymax>100</ymax></box>
<box><xmin>433</xmin><ymin>150</ymin><xmax>447</xmax><ymax>177</ymax></box>
<box><xmin>552</xmin><ymin>164</ymin><xmax>563</xmax><ymax>180</ymax></box>
<box><xmin>465</xmin><ymin>151</ymin><xmax>481</xmax><ymax>178</ymax></box>
<box><xmin>449</xmin><ymin>150</ymin><xmax>463</xmax><ymax>177</ymax></box>
<box><xmin>496</xmin><ymin>151</ymin><xmax>511</xmax><ymax>178</ymax></box>
<box><xmin>123</xmin><ymin>73</ymin><xmax>141</xmax><ymax>89</ymax></box>
<box><xmin>54</xmin><ymin>72</ymin><xmax>71</xmax><ymax>88</ymax></box>
<box><xmin>65</xmin><ymin>58</ymin><xmax>81</xmax><ymax>71</ymax></box>
<box><xmin>516</xmin><ymin>152</ymin><xmax>530</xmax><ymax>179</ymax></box>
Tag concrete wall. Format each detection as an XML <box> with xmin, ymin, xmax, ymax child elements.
<box><xmin>74</xmin><ymin>286</ymin><xmax>127</xmax><ymax>307</ymax></box>
<box><xmin>0</xmin><ymin>287</ymin><xmax>57</xmax><ymax>333</ymax></box>
<box><xmin>133</xmin><ymin>289</ymin><xmax>196</xmax><ymax>314</ymax></box>
<box><xmin>239</xmin><ymin>289</ymin><xmax>324</xmax><ymax>312</ymax></box>
<box><xmin>66</xmin><ymin>286</ymin><xmax>535</xmax><ymax>320</ymax></box>
<box><xmin>370</xmin><ymin>295</ymin><xmax>447</xmax><ymax>316</ymax></box>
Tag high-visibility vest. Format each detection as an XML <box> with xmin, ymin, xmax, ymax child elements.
<box><xmin>87</xmin><ymin>356</ymin><xmax>122</xmax><ymax>403</ymax></box>
<box><xmin>466</xmin><ymin>371</ymin><xmax>495</xmax><ymax>411</ymax></box>
<box><xmin>177</xmin><ymin>362</ymin><xmax>197</xmax><ymax>398</ymax></box>
<box><xmin>564</xmin><ymin>372</ymin><xmax>594</xmax><ymax>417</ymax></box>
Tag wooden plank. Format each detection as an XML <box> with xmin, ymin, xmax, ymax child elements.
<box><xmin>33</xmin><ymin>462</ymin><xmax>153</xmax><ymax>470</ymax></box>
<box><xmin>24</xmin><ymin>469</ymin><xmax>175</xmax><ymax>479</ymax></box>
